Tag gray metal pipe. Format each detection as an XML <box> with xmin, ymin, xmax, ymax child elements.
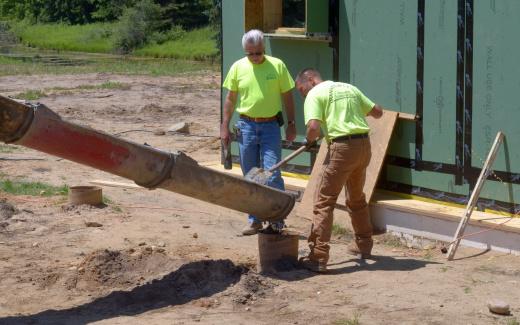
<box><xmin>0</xmin><ymin>95</ymin><xmax>294</xmax><ymax>221</ymax></box>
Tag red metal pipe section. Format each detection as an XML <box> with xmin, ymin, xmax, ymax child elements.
<box><xmin>0</xmin><ymin>95</ymin><xmax>294</xmax><ymax>221</ymax></box>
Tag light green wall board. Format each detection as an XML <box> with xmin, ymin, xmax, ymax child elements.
<box><xmin>386</xmin><ymin>165</ymin><xmax>470</xmax><ymax>198</ymax></box>
<box><xmin>472</xmin><ymin>1</ymin><xmax>520</xmax><ymax>174</ymax></box>
<box><xmin>341</xmin><ymin>0</ymin><xmax>417</xmax><ymax>160</ymax></box>
<box><xmin>421</xmin><ymin>0</ymin><xmax>457</xmax><ymax>164</ymax></box>
<box><xmin>341</xmin><ymin>0</ymin><xmax>417</xmax><ymax>114</ymax></box>
<box><xmin>386</xmin><ymin>164</ymin><xmax>520</xmax><ymax>206</ymax></box>
<box><xmin>222</xmin><ymin>0</ymin><xmax>246</xmax><ymax>163</ymax></box>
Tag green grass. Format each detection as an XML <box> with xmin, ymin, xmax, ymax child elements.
<box><xmin>12</xmin><ymin>89</ymin><xmax>47</xmax><ymax>100</ymax></box>
<box><xmin>8</xmin><ymin>22</ymin><xmax>219</xmax><ymax>61</ymax></box>
<box><xmin>0</xmin><ymin>178</ymin><xmax>68</xmax><ymax>197</ymax></box>
<box><xmin>332</xmin><ymin>224</ymin><xmax>348</xmax><ymax>236</ymax></box>
<box><xmin>507</xmin><ymin>318</ymin><xmax>519</xmax><ymax>325</ymax></box>
<box><xmin>134</xmin><ymin>26</ymin><xmax>219</xmax><ymax>61</ymax></box>
<box><xmin>334</xmin><ymin>312</ymin><xmax>361</xmax><ymax>325</ymax></box>
<box><xmin>52</xmin><ymin>81</ymin><xmax>131</xmax><ymax>92</ymax></box>
<box><xmin>0</xmin><ymin>144</ymin><xmax>20</xmax><ymax>153</ymax></box>
<box><xmin>10</xmin><ymin>22</ymin><xmax>114</xmax><ymax>53</ymax></box>
<box><xmin>379</xmin><ymin>233</ymin><xmax>406</xmax><ymax>248</ymax></box>
<box><xmin>0</xmin><ymin>55</ymin><xmax>216</xmax><ymax>77</ymax></box>
<box><xmin>11</xmin><ymin>82</ymin><xmax>130</xmax><ymax>100</ymax></box>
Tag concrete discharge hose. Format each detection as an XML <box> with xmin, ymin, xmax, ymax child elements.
<box><xmin>0</xmin><ymin>95</ymin><xmax>295</xmax><ymax>221</ymax></box>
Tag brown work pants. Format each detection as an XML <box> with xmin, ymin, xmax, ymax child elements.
<box><xmin>308</xmin><ymin>137</ymin><xmax>373</xmax><ymax>264</ymax></box>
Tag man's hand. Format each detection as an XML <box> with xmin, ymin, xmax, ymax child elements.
<box><xmin>303</xmin><ymin>137</ymin><xmax>318</xmax><ymax>149</ymax></box>
<box><xmin>285</xmin><ymin>124</ymin><xmax>296</xmax><ymax>142</ymax></box>
<box><xmin>220</xmin><ymin>123</ymin><xmax>231</xmax><ymax>146</ymax></box>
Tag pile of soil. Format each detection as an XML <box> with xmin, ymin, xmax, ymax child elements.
<box><xmin>0</xmin><ymin>199</ymin><xmax>17</xmax><ymax>220</ymax></box>
<box><xmin>230</xmin><ymin>272</ymin><xmax>275</xmax><ymax>305</ymax></box>
<box><xmin>68</xmin><ymin>248</ymin><xmax>173</xmax><ymax>291</ymax></box>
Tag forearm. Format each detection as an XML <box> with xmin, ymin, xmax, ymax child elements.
<box><xmin>222</xmin><ymin>101</ymin><xmax>234</xmax><ymax>127</ymax></box>
<box><xmin>222</xmin><ymin>91</ymin><xmax>237</xmax><ymax>128</ymax></box>
<box><xmin>305</xmin><ymin>120</ymin><xmax>321</xmax><ymax>141</ymax></box>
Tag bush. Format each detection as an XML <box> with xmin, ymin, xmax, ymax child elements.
<box><xmin>113</xmin><ymin>0</ymin><xmax>161</xmax><ymax>53</ymax></box>
<box><xmin>9</xmin><ymin>21</ymin><xmax>114</xmax><ymax>53</ymax></box>
<box><xmin>148</xmin><ymin>25</ymin><xmax>186</xmax><ymax>45</ymax></box>
<box><xmin>134</xmin><ymin>26</ymin><xmax>218</xmax><ymax>61</ymax></box>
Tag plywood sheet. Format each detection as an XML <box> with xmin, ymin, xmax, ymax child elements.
<box><xmin>364</xmin><ymin>110</ymin><xmax>399</xmax><ymax>201</ymax></box>
<box><xmin>294</xmin><ymin>140</ymin><xmax>328</xmax><ymax>220</ymax></box>
<box><xmin>295</xmin><ymin>110</ymin><xmax>399</xmax><ymax>220</ymax></box>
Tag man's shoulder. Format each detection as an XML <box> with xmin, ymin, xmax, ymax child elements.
<box><xmin>231</xmin><ymin>57</ymin><xmax>250</xmax><ymax>68</ymax></box>
<box><xmin>264</xmin><ymin>55</ymin><xmax>286</xmax><ymax>67</ymax></box>
<box><xmin>310</xmin><ymin>80</ymin><xmax>334</xmax><ymax>94</ymax></box>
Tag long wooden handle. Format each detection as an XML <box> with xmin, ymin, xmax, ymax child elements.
<box><xmin>268</xmin><ymin>145</ymin><xmax>308</xmax><ymax>172</ymax></box>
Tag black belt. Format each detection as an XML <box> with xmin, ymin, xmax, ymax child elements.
<box><xmin>239</xmin><ymin>114</ymin><xmax>277</xmax><ymax>123</ymax></box>
<box><xmin>331</xmin><ymin>133</ymin><xmax>369</xmax><ymax>142</ymax></box>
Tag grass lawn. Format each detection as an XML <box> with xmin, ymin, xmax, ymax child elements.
<box><xmin>8</xmin><ymin>22</ymin><xmax>219</xmax><ymax>61</ymax></box>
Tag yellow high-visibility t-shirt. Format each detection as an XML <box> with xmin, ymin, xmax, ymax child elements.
<box><xmin>304</xmin><ymin>81</ymin><xmax>375</xmax><ymax>143</ymax></box>
<box><xmin>223</xmin><ymin>55</ymin><xmax>294</xmax><ymax>118</ymax></box>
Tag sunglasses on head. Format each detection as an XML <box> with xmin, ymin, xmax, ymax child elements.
<box><xmin>246</xmin><ymin>51</ymin><xmax>264</xmax><ymax>57</ymax></box>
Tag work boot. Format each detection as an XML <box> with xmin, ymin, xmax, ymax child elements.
<box><xmin>241</xmin><ymin>221</ymin><xmax>263</xmax><ymax>236</ymax></box>
<box><xmin>347</xmin><ymin>242</ymin><xmax>372</xmax><ymax>259</ymax></box>
<box><xmin>261</xmin><ymin>221</ymin><xmax>285</xmax><ymax>234</ymax></box>
<box><xmin>298</xmin><ymin>256</ymin><xmax>327</xmax><ymax>273</ymax></box>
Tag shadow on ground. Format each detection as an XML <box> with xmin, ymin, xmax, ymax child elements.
<box><xmin>0</xmin><ymin>259</ymin><xmax>244</xmax><ymax>325</ymax></box>
<box><xmin>271</xmin><ymin>255</ymin><xmax>440</xmax><ymax>280</ymax></box>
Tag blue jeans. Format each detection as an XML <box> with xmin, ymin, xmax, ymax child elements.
<box><xmin>236</xmin><ymin>118</ymin><xmax>285</xmax><ymax>224</ymax></box>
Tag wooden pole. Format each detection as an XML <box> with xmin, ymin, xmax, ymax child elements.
<box><xmin>446</xmin><ymin>131</ymin><xmax>505</xmax><ymax>260</ymax></box>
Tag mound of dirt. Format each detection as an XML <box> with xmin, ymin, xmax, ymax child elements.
<box><xmin>69</xmin><ymin>248</ymin><xmax>172</xmax><ymax>291</ymax></box>
<box><xmin>230</xmin><ymin>272</ymin><xmax>275</xmax><ymax>305</ymax></box>
<box><xmin>0</xmin><ymin>199</ymin><xmax>17</xmax><ymax>220</ymax></box>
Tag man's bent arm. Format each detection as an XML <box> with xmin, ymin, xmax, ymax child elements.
<box><xmin>282</xmin><ymin>90</ymin><xmax>296</xmax><ymax>142</ymax></box>
<box><xmin>367</xmin><ymin>104</ymin><xmax>383</xmax><ymax>119</ymax></box>
<box><xmin>221</xmin><ymin>91</ymin><xmax>237</xmax><ymax>145</ymax></box>
<box><xmin>305</xmin><ymin>119</ymin><xmax>321</xmax><ymax>143</ymax></box>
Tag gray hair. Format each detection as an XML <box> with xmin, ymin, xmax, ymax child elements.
<box><xmin>242</xmin><ymin>29</ymin><xmax>264</xmax><ymax>49</ymax></box>
<box><xmin>296</xmin><ymin>68</ymin><xmax>321</xmax><ymax>83</ymax></box>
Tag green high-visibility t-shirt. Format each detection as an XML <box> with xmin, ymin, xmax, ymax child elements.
<box><xmin>304</xmin><ymin>81</ymin><xmax>375</xmax><ymax>143</ymax></box>
<box><xmin>222</xmin><ymin>55</ymin><xmax>295</xmax><ymax>118</ymax></box>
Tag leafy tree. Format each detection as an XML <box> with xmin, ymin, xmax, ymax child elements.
<box><xmin>113</xmin><ymin>0</ymin><xmax>161</xmax><ymax>53</ymax></box>
<box><xmin>90</xmin><ymin>0</ymin><xmax>135</xmax><ymax>21</ymax></box>
<box><xmin>157</xmin><ymin>0</ymin><xmax>212</xmax><ymax>30</ymax></box>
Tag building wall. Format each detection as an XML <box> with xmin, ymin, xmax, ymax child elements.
<box><xmin>222</xmin><ymin>0</ymin><xmax>520</xmax><ymax>212</ymax></box>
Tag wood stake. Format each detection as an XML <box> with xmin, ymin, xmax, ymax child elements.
<box><xmin>446</xmin><ymin>131</ymin><xmax>505</xmax><ymax>260</ymax></box>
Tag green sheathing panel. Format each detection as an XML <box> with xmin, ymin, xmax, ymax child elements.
<box><xmin>387</xmin><ymin>165</ymin><xmax>469</xmax><ymax>198</ymax></box>
<box><xmin>266</xmin><ymin>37</ymin><xmax>333</xmax><ymax>167</ymax></box>
<box><xmin>306</xmin><ymin>0</ymin><xmax>329</xmax><ymax>33</ymax></box>
<box><xmin>340</xmin><ymin>0</ymin><xmax>417</xmax><ymax>158</ymax></box>
<box><xmin>421</xmin><ymin>0</ymin><xmax>457</xmax><ymax>164</ymax></box>
<box><xmin>222</xmin><ymin>0</ymin><xmax>245</xmax><ymax>162</ymax></box>
<box><xmin>473</xmin><ymin>1</ymin><xmax>520</xmax><ymax>175</ymax></box>
<box><xmin>387</xmin><ymin>165</ymin><xmax>520</xmax><ymax>205</ymax></box>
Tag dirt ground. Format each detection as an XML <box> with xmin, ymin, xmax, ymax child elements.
<box><xmin>0</xmin><ymin>72</ymin><xmax>519</xmax><ymax>325</ymax></box>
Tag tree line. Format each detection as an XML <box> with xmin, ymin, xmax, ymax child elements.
<box><xmin>0</xmin><ymin>0</ymin><xmax>220</xmax><ymax>30</ymax></box>
<box><xmin>0</xmin><ymin>0</ymin><xmax>221</xmax><ymax>54</ymax></box>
